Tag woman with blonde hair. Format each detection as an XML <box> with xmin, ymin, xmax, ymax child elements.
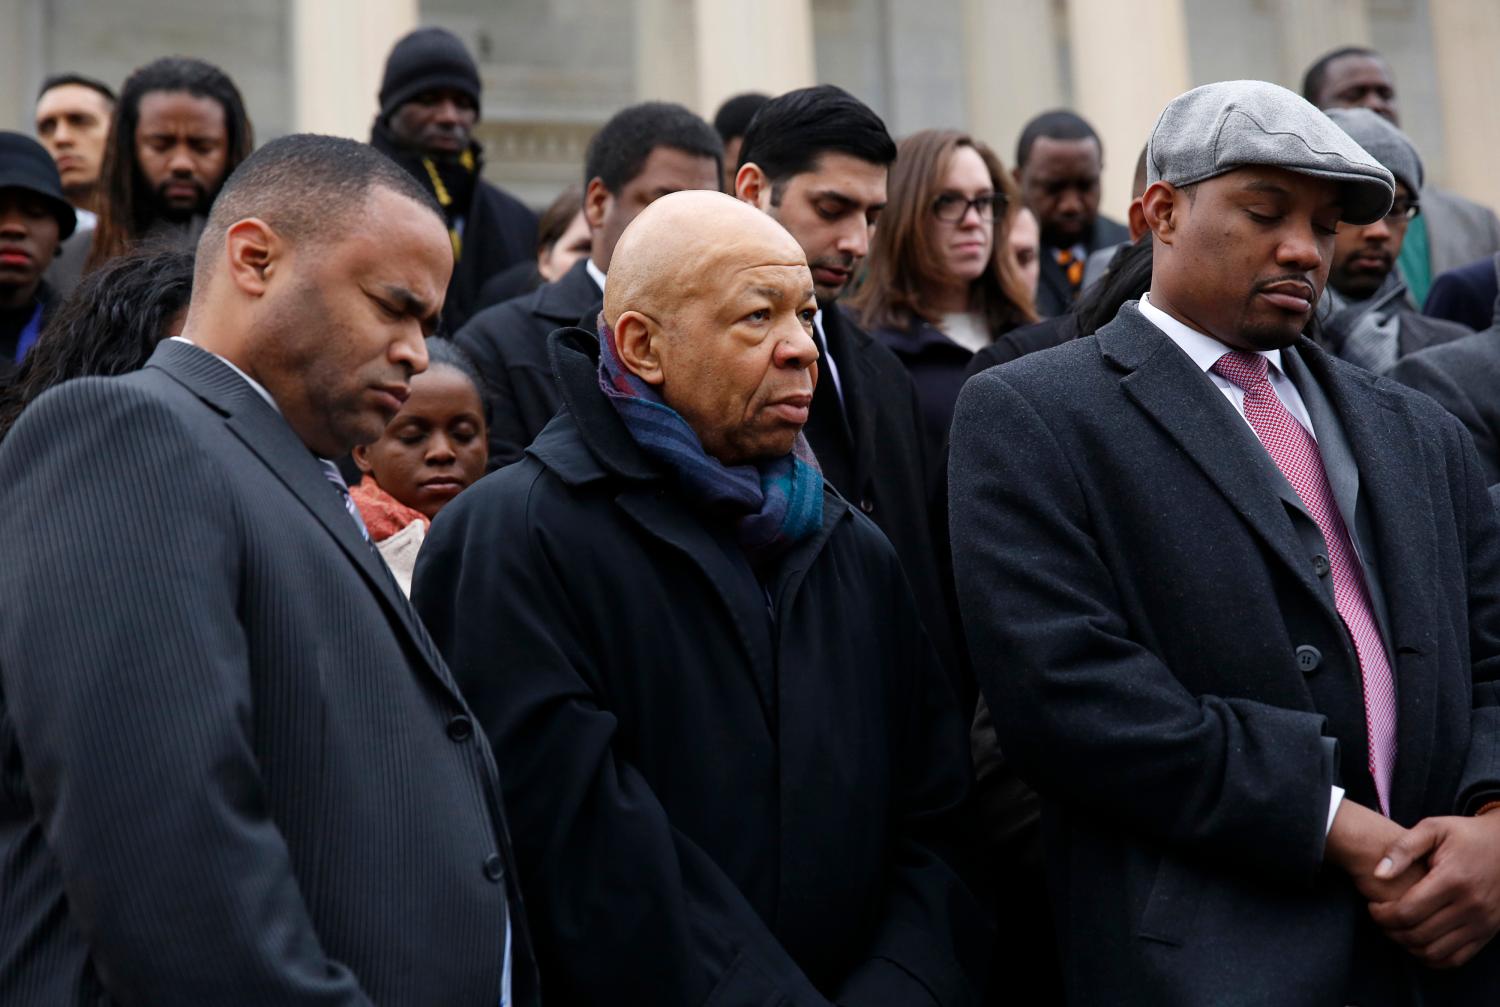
<box><xmin>847</xmin><ymin>129</ymin><xmax>1036</xmax><ymax>455</ymax></box>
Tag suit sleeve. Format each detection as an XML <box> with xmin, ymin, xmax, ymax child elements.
<box><xmin>1389</xmin><ymin>352</ymin><xmax>1500</xmax><ymax>485</ymax></box>
<box><xmin>948</xmin><ymin>371</ymin><xmax>1333</xmax><ymax>884</ymax></box>
<box><xmin>833</xmin><ymin>539</ymin><xmax>992</xmax><ymax>1007</ymax></box>
<box><xmin>456</xmin><ymin>305</ymin><xmax>533</xmax><ymax>471</ymax></box>
<box><xmin>0</xmin><ymin>381</ymin><xmax>371</xmax><ymax>1005</ymax></box>
<box><xmin>412</xmin><ymin>476</ymin><xmax>831</xmax><ymax>1007</ymax></box>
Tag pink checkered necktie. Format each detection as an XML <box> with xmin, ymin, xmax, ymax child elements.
<box><xmin>1210</xmin><ymin>350</ymin><xmax>1396</xmax><ymax>813</ymax></box>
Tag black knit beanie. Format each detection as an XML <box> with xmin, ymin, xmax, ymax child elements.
<box><xmin>379</xmin><ymin>27</ymin><xmax>481</xmax><ymax>119</ymax></box>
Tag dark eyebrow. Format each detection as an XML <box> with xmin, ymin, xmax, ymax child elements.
<box><xmin>749</xmin><ymin>285</ymin><xmax>786</xmax><ymax>301</ymax></box>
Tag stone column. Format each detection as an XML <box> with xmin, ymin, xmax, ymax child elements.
<box><xmin>635</xmin><ymin>0</ymin><xmax>698</xmax><ymax>107</ymax></box>
<box><xmin>1270</xmin><ymin>0</ymin><xmax>1370</xmax><ymax>89</ymax></box>
<box><xmin>961</xmin><ymin>0</ymin><xmax>1064</xmax><ymax>167</ymax></box>
<box><xmin>693</xmin><ymin>0</ymin><xmax>815</xmax><ymax>119</ymax></box>
<box><xmin>291</xmin><ymin>0</ymin><xmax>417</xmax><ymax>138</ymax></box>
<box><xmin>1429</xmin><ymin>0</ymin><xmax>1500</xmax><ymax>213</ymax></box>
<box><xmin>0</xmin><ymin>0</ymin><xmax>45</xmax><ymax>133</ymax></box>
<box><xmin>1066</xmin><ymin>0</ymin><xmax>1191</xmax><ymax>220</ymax></box>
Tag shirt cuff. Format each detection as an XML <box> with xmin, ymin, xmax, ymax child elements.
<box><xmin>1326</xmin><ymin>786</ymin><xmax>1346</xmax><ymax>835</ymax></box>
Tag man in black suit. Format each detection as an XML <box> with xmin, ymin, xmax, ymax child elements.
<box><xmin>455</xmin><ymin>101</ymin><xmax>722</xmax><ymax>469</ymax></box>
<box><xmin>0</xmin><ymin>135</ymin><xmax>536</xmax><ymax>1005</ymax></box>
<box><xmin>414</xmin><ymin>190</ymin><xmax>988</xmax><ymax>1005</ymax></box>
<box><xmin>733</xmin><ymin>85</ymin><xmax>965</xmax><ymax>687</ymax></box>
<box><xmin>1317</xmin><ymin>108</ymin><xmax>1469</xmax><ymax>371</ymax></box>
<box><xmin>952</xmin><ymin>80</ymin><xmax>1500</xmax><ymax>1005</ymax></box>
<box><xmin>1014</xmin><ymin>110</ymin><xmax>1130</xmax><ymax>318</ymax></box>
<box><xmin>370</xmin><ymin>26</ymin><xmax>538</xmax><ymax>333</ymax></box>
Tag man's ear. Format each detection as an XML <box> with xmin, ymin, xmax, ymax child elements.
<box><xmin>351</xmin><ymin>443</ymin><xmax>373</xmax><ymax>474</ymax></box>
<box><xmin>584</xmin><ymin>177</ymin><xmax>611</xmax><ymax>232</ymax></box>
<box><xmin>614</xmin><ymin>310</ymin><xmax>665</xmax><ymax>387</ymax></box>
<box><xmin>1140</xmin><ymin>182</ymin><xmax>1180</xmax><ymax>245</ymax></box>
<box><xmin>1127</xmin><ymin>197</ymin><xmax>1148</xmax><ymax>243</ymax></box>
<box><xmin>223</xmin><ymin>217</ymin><xmax>279</xmax><ymax>297</ymax></box>
<box><xmin>736</xmin><ymin>162</ymin><xmax>773</xmax><ymax>211</ymax></box>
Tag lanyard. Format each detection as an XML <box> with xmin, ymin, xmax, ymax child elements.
<box><xmin>14</xmin><ymin>301</ymin><xmax>43</xmax><ymax>364</ymax></box>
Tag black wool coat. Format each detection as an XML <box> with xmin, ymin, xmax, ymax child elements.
<box><xmin>950</xmin><ymin>304</ymin><xmax>1500</xmax><ymax>1006</ymax></box>
<box><xmin>454</xmin><ymin>256</ymin><xmax>601</xmax><ymax>470</ymax></box>
<box><xmin>0</xmin><ymin>340</ymin><xmax>538</xmax><ymax>1006</ymax></box>
<box><xmin>1390</xmin><ymin>326</ymin><xmax>1500</xmax><ymax>485</ymax></box>
<box><xmin>413</xmin><ymin>327</ymin><xmax>992</xmax><ymax>1007</ymax></box>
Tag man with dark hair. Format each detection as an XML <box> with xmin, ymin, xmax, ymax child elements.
<box><xmin>455</xmin><ymin>100</ymin><xmax>721</xmax><ymax>468</ymax></box>
<box><xmin>371</xmin><ymin>26</ymin><xmax>538</xmax><ymax>333</ymax></box>
<box><xmin>0</xmin><ymin>133</ymin><xmax>537</xmax><ymax>1005</ymax></box>
<box><xmin>34</xmin><ymin>73</ymin><xmax>114</xmax><ymax>294</ymax></box>
<box><xmin>87</xmin><ymin>56</ymin><xmax>252</xmax><ymax>270</ymax></box>
<box><xmin>711</xmin><ymin>90</ymin><xmax>769</xmax><ymax>191</ymax></box>
<box><xmin>1318</xmin><ymin>108</ymin><xmax>1468</xmax><ymax>370</ymax></box>
<box><xmin>1303</xmin><ymin>45</ymin><xmax>1500</xmax><ymax>307</ymax></box>
<box><xmin>953</xmin><ymin>79</ymin><xmax>1500</xmax><ymax>1004</ymax></box>
<box><xmin>415</xmin><ymin>189</ymin><xmax>988</xmax><ymax>1006</ymax></box>
<box><xmin>733</xmin><ymin>84</ymin><xmax>964</xmax><ymax>686</ymax></box>
<box><xmin>1014</xmin><ymin>109</ymin><xmax>1130</xmax><ymax>317</ymax></box>
<box><xmin>0</xmin><ymin>132</ymin><xmax>74</xmax><ymax>391</ymax></box>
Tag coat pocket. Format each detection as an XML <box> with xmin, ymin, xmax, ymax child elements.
<box><xmin>702</xmin><ymin>951</ymin><xmax>792</xmax><ymax>1007</ymax></box>
<box><xmin>1136</xmin><ymin>852</ymin><xmax>1202</xmax><ymax>948</ymax></box>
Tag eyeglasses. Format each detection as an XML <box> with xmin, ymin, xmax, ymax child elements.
<box><xmin>932</xmin><ymin>192</ymin><xmax>1002</xmax><ymax>223</ymax></box>
<box><xmin>1387</xmin><ymin>198</ymin><xmax>1420</xmax><ymax>221</ymax></box>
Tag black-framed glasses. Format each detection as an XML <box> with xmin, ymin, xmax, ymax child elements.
<box><xmin>932</xmin><ymin>192</ymin><xmax>1002</xmax><ymax>223</ymax></box>
<box><xmin>1387</xmin><ymin>197</ymin><xmax>1420</xmax><ymax>221</ymax></box>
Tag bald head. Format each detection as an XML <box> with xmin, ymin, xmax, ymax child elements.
<box><xmin>605</xmin><ymin>190</ymin><xmax>808</xmax><ymax>328</ymax></box>
<box><xmin>605</xmin><ymin>189</ymin><xmax>821</xmax><ymax>466</ymax></box>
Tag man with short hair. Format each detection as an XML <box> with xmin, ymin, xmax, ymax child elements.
<box><xmin>1014</xmin><ymin>109</ymin><xmax>1130</xmax><ymax>317</ymax></box>
<box><xmin>371</xmin><ymin>26</ymin><xmax>537</xmax><ymax>333</ymax></box>
<box><xmin>0</xmin><ymin>133</ymin><xmax>537</xmax><ymax>1005</ymax></box>
<box><xmin>455</xmin><ymin>101</ymin><xmax>722</xmax><ymax>468</ymax></box>
<box><xmin>34</xmin><ymin>73</ymin><xmax>113</xmax><ymax>294</ymax></box>
<box><xmin>1304</xmin><ymin>45</ymin><xmax>1500</xmax><ymax>307</ymax></box>
<box><xmin>953</xmin><ymin>80</ymin><xmax>1500</xmax><ymax>1004</ymax></box>
<box><xmin>1317</xmin><ymin>108</ymin><xmax>1469</xmax><ymax>371</ymax></box>
<box><xmin>711</xmin><ymin>90</ymin><xmax>769</xmax><ymax>192</ymax></box>
<box><xmin>88</xmin><ymin>56</ymin><xmax>252</xmax><ymax>269</ymax></box>
<box><xmin>415</xmin><ymin>189</ymin><xmax>988</xmax><ymax>1006</ymax></box>
<box><xmin>0</xmin><ymin>132</ymin><xmax>74</xmax><ymax>390</ymax></box>
<box><xmin>734</xmin><ymin>84</ymin><xmax>963</xmax><ymax>688</ymax></box>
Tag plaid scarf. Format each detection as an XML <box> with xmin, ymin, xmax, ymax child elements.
<box><xmin>596</xmin><ymin>319</ymin><xmax>824</xmax><ymax>566</ymax></box>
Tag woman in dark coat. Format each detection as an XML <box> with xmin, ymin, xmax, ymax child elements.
<box><xmin>847</xmin><ymin>129</ymin><xmax>1036</xmax><ymax>459</ymax></box>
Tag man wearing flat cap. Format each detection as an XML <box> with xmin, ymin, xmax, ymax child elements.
<box><xmin>1317</xmin><ymin>108</ymin><xmax>1469</xmax><ymax>372</ymax></box>
<box><xmin>952</xmin><ymin>79</ymin><xmax>1500</xmax><ymax>1005</ymax></box>
<box><xmin>371</xmin><ymin>26</ymin><xmax>537</xmax><ymax>332</ymax></box>
<box><xmin>0</xmin><ymin>131</ymin><xmax>74</xmax><ymax>390</ymax></box>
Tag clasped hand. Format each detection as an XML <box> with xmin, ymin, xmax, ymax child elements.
<box><xmin>1327</xmin><ymin>799</ymin><xmax>1500</xmax><ymax>969</ymax></box>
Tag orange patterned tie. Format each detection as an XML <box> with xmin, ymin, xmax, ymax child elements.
<box><xmin>1056</xmin><ymin>248</ymin><xmax>1084</xmax><ymax>292</ymax></box>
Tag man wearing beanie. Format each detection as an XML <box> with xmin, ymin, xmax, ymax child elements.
<box><xmin>372</xmin><ymin>26</ymin><xmax>537</xmax><ymax>332</ymax></box>
<box><xmin>0</xmin><ymin>131</ymin><xmax>74</xmax><ymax>390</ymax></box>
<box><xmin>952</xmin><ymin>79</ymin><xmax>1500</xmax><ymax>1005</ymax></box>
<box><xmin>1317</xmin><ymin>108</ymin><xmax>1469</xmax><ymax>373</ymax></box>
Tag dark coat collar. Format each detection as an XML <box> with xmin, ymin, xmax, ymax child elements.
<box><xmin>532</xmin><ymin>258</ymin><xmax>604</xmax><ymax>325</ymax></box>
<box><xmin>144</xmin><ymin>339</ymin><xmax>461</xmax><ymax>701</ymax></box>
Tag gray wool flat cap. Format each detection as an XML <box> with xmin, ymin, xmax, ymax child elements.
<box><xmin>1323</xmin><ymin>107</ymin><xmax>1424</xmax><ymax>196</ymax></box>
<box><xmin>1146</xmin><ymin>79</ymin><xmax>1395</xmax><ymax>224</ymax></box>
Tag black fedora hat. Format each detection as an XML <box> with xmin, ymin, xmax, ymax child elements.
<box><xmin>0</xmin><ymin>130</ymin><xmax>77</xmax><ymax>241</ymax></box>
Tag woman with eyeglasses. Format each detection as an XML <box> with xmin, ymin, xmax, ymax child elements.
<box><xmin>847</xmin><ymin>129</ymin><xmax>1037</xmax><ymax>458</ymax></box>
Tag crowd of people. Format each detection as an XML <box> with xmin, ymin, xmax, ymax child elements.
<box><xmin>4</xmin><ymin>24</ymin><xmax>1500</xmax><ymax>1006</ymax></box>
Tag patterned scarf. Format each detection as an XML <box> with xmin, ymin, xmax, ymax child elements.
<box><xmin>596</xmin><ymin>318</ymin><xmax>824</xmax><ymax>566</ymax></box>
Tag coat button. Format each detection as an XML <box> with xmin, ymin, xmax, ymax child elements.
<box><xmin>446</xmin><ymin>715</ymin><xmax>473</xmax><ymax>742</ymax></box>
<box><xmin>859</xmin><ymin>497</ymin><xmax>875</xmax><ymax>514</ymax></box>
<box><xmin>1295</xmin><ymin>645</ymin><xmax>1322</xmax><ymax>674</ymax></box>
<box><xmin>483</xmin><ymin>854</ymin><xmax>505</xmax><ymax>883</ymax></box>
<box><xmin>1312</xmin><ymin>554</ymin><xmax>1330</xmax><ymax>577</ymax></box>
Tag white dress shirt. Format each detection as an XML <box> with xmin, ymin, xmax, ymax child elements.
<box><xmin>811</xmin><ymin>310</ymin><xmax>845</xmax><ymax>407</ymax></box>
<box><xmin>1135</xmin><ymin>295</ymin><xmax>1346</xmax><ymax>835</ymax></box>
<box><xmin>585</xmin><ymin>257</ymin><xmax>607</xmax><ymax>299</ymax></box>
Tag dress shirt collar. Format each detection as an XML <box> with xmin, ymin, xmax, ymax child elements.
<box><xmin>1138</xmin><ymin>292</ymin><xmax>1287</xmax><ymax>377</ymax></box>
<box><xmin>585</xmin><ymin>257</ymin><xmax>607</xmax><ymax>298</ymax></box>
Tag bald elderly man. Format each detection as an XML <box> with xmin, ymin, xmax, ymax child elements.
<box><xmin>414</xmin><ymin>190</ymin><xmax>989</xmax><ymax>1006</ymax></box>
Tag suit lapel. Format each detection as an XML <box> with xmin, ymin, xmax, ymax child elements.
<box><xmin>148</xmin><ymin>341</ymin><xmax>465</xmax><ymax>705</ymax></box>
<box><xmin>1299</xmin><ymin>346</ymin><xmax>1442</xmax><ymax>820</ymax></box>
<box><xmin>821</xmin><ymin>309</ymin><xmax>877</xmax><ymax>489</ymax></box>
<box><xmin>1101</xmin><ymin>310</ymin><xmax>1332</xmax><ymax>609</ymax></box>
<box><xmin>534</xmin><ymin>258</ymin><xmax>603</xmax><ymax>326</ymax></box>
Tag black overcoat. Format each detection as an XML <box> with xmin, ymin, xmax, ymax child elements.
<box><xmin>414</xmin><ymin>327</ymin><xmax>991</xmax><ymax>1007</ymax></box>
